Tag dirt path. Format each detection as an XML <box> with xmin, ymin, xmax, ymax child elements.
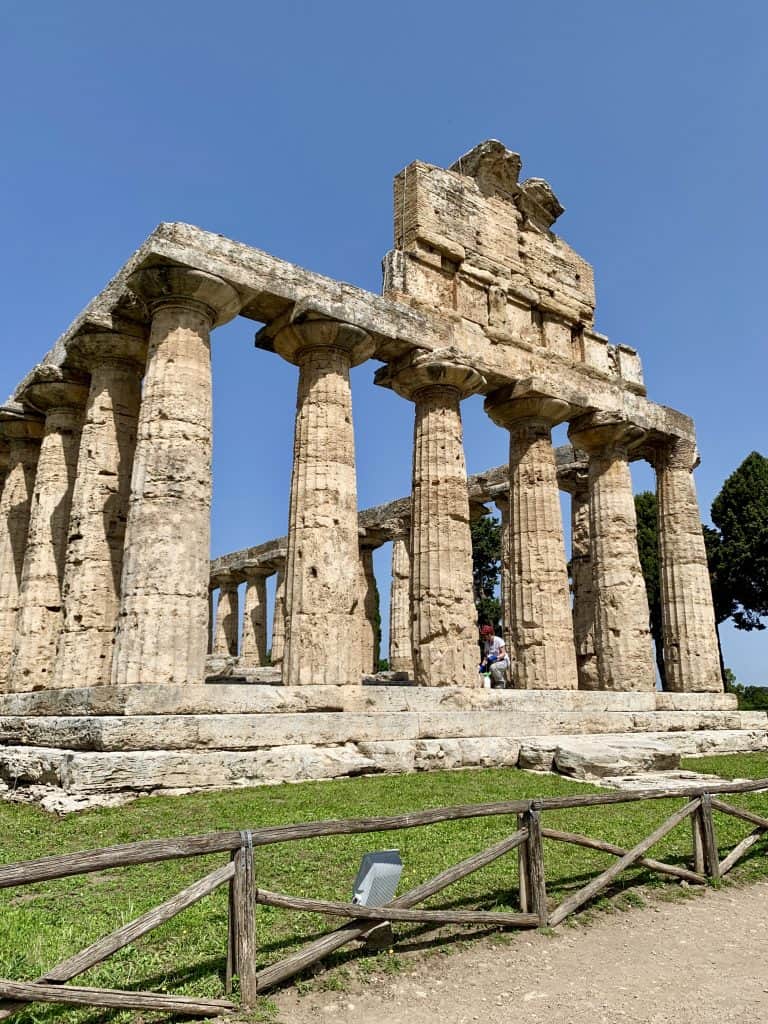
<box><xmin>273</xmin><ymin>882</ymin><xmax>768</xmax><ymax>1024</ymax></box>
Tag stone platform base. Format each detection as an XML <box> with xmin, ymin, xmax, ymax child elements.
<box><xmin>0</xmin><ymin>683</ymin><xmax>765</xmax><ymax>812</ymax></box>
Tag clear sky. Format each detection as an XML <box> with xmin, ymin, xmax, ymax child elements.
<box><xmin>1</xmin><ymin>0</ymin><xmax>765</xmax><ymax>682</ymax></box>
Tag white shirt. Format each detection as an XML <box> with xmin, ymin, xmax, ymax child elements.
<box><xmin>483</xmin><ymin>635</ymin><xmax>507</xmax><ymax>660</ymax></box>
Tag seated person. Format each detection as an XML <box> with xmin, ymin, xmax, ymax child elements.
<box><xmin>479</xmin><ymin>624</ymin><xmax>510</xmax><ymax>688</ymax></box>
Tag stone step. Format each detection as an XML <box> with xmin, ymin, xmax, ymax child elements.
<box><xmin>0</xmin><ymin>709</ymin><xmax>765</xmax><ymax>751</ymax></box>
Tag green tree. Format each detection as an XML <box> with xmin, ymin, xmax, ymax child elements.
<box><xmin>634</xmin><ymin>491</ymin><xmax>666</xmax><ymax>688</ymax></box>
<box><xmin>470</xmin><ymin>514</ymin><xmax>502</xmax><ymax>628</ymax></box>
<box><xmin>709</xmin><ymin>451</ymin><xmax>768</xmax><ymax>631</ymax></box>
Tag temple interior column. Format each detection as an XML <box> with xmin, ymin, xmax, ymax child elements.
<box><xmin>379</xmin><ymin>351</ymin><xmax>484</xmax><ymax>687</ymax></box>
<box><xmin>274</xmin><ymin>317</ymin><xmax>374</xmax><ymax>686</ymax></box>
<box><xmin>270</xmin><ymin>563</ymin><xmax>286</xmax><ymax>668</ymax></box>
<box><xmin>653</xmin><ymin>437</ymin><xmax>722</xmax><ymax>692</ymax></box>
<box><xmin>485</xmin><ymin>387</ymin><xmax>578</xmax><ymax>690</ymax></box>
<box><xmin>569</xmin><ymin>414</ymin><xmax>656</xmax><ymax>691</ymax></box>
<box><xmin>240</xmin><ymin>566</ymin><xmax>269</xmax><ymax>667</ymax></box>
<box><xmin>55</xmin><ymin>333</ymin><xmax>146</xmax><ymax>689</ymax></box>
<box><xmin>493</xmin><ymin>494</ymin><xmax>511</xmax><ymax>640</ymax></box>
<box><xmin>0</xmin><ymin>411</ymin><xmax>44</xmax><ymax>686</ymax></box>
<box><xmin>358</xmin><ymin>544</ymin><xmax>379</xmax><ymax>674</ymax></box>
<box><xmin>112</xmin><ymin>267</ymin><xmax>240</xmax><ymax>686</ymax></box>
<box><xmin>212</xmin><ymin>571</ymin><xmax>240</xmax><ymax>657</ymax></box>
<box><xmin>569</xmin><ymin>473</ymin><xmax>599</xmax><ymax>689</ymax></box>
<box><xmin>388</xmin><ymin>530</ymin><xmax>413</xmax><ymax>675</ymax></box>
<box><xmin>10</xmin><ymin>371</ymin><xmax>88</xmax><ymax>691</ymax></box>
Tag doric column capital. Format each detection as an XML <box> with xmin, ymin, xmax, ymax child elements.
<box><xmin>568</xmin><ymin>412</ymin><xmax>646</xmax><ymax>456</ymax></box>
<box><xmin>242</xmin><ymin>562</ymin><xmax>272</xmax><ymax>582</ymax></box>
<box><xmin>127</xmin><ymin>265</ymin><xmax>242</xmax><ymax>328</ymax></box>
<box><xmin>648</xmin><ymin>435</ymin><xmax>699</xmax><ymax>473</ymax></box>
<box><xmin>0</xmin><ymin>407</ymin><xmax>45</xmax><ymax>443</ymax></box>
<box><xmin>18</xmin><ymin>366</ymin><xmax>89</xmax><ymax>417</ymax></box>
<box><xmin>273</xmin><ymin>316</ymin><xmax>374</xmax><ymax>367</ymax></box>
<box><xmin>485</xmin><ymin>380</ymin><xmax>577</xmax><ymax>433</ymax></box>
<box><xmin>210</xmin><ymin>569</ymin><xmax>240</xmax><ymax>592</ymax></box>
<box><xmin>377</xmin><ymin>348</ymin><xmax>486</xmax><ymax>402</ymax></box>
<box><xmin>65</xmin><ymin>329</ymin><xmax>149</xmax><ymax>373</ymax></box>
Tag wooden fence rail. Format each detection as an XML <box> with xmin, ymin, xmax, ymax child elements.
<box><xmin>0</xmin><ymin>776</ymin><xmax>765</xmax><ymax>1016</ymax></box>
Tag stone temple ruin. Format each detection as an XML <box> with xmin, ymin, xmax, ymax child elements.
<box><xmin>0</xmin><ymin>140</ymin><xmax>765</xmax><ymax>809</ymax></box>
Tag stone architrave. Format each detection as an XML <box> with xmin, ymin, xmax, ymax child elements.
<box><xmin>10</xmin><ymin>372</ymin><xmax>89</xmax><ymax>691</ymax></box>
<box><xmin>55</xmin><ymin>332</ymin><xmax>147</xmax><ymax>689</ymax></box>
<box><xmin>212</xmin><ymin>571</ymin><xmax>240</xmax><ymax>657</ymax></box>
<box><xmin>358</xmin><ymin>545</ymin><xmax>379</xmax><ymax>674</ymax></box>
<box><xmin>388</xmin><ymin>531</ymin><xmax>413</xmax><ymax>675</ymax></box>
<box><xmin>378</xmin><ymin>350</ymin><xmax>485</xmax><ymax>687</ymax></box>
<box><xmin>274</xmin><ymin>317</ymin><xmax>374</xmax><ymax>686</ymax></box>
<box><xmin>240</xmin><ymin>566</ymin><xmax>270</xmax><ymax>667</ymax></box>
<box><xmin>270</xmin><ymin>564</ymin><xmax>286</xmax><ymax>667</ymax></box>
<box><xmin>653</xmin><ymin>437</ymin><xmax>722</xmax><ymax>692</ymax></box>
<box><xmin>0</xmin><ymin>412</ymin><xmax>44</xmax><ymax>684</ymax></box>
<box><xmin>112</xmin><ymin>267</ymin><xmax>241</xmax><ymax>686</ymax></box>
<box><xmin>570</xmin><ymin>474</ymin><xmax>599</xmax><ymax>690</ymax></box>
<box><xmin>569</xmin><ymin>414</ymin><xmax>656</xmax><ymax>691</ymax></box>
<box><xmin>485</xmin><ymin>385</ymin><xmax>578</xmax><ymax>690</ymax></box>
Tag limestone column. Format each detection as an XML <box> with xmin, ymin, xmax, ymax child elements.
<box><xmin>381</xmin><ymin>351</ymin><xmax>485</xmax><ymax>687</ymax></box>
<box><xmin>207</xmin><ymin>585</ymin><xmax>214</xmax><ymax>655</ymax></box>
<box><xmin>0</xmin><ymin>443</ymin><xmax>9</xmax><ymax>496</ymax></box>
<box><xmin>0</xmin><ymin>411</ymin><xmax>44</xmax><ymax>684</ymax></box>
<box><xmin>570</xmin><ymin>474</ymin><xmax>599</xmax><ymax>689</ymax></box>
<box><xmin>270</xmin><ymin>563</ymin><xmax>286</xmax><ymax>667</ymax></box>
<box><xmin>212</xmin><ymin>571</ymin><xmax>240</xmax><ymax>657</ymax></box>
<box><xmin>240</xmin><ymin>566</ymin><xmax>270</xmax><ymax>667</ymax></box>
<box><xmin>112</xmin><ymin>267</ymin><xmax>241</xmax><ymax>686</ymax></box>
<box><xmin>493</xmin><ymin>494</ymin><xmax>511</xmax><ymax>639</ymax></box>
<box><xmin>55</xmin><ymin>333</ymin><xmax>146</xmax><ymax>688</ymax></box>
<box><xmin>274</xmin><ymin>317</ymin><xmax>374</xmax><ymax>686</ymax></box>
<box><xmin>653</xmin><ymin>437</ymin><xmax>722</xmax><ymax>692</ymax></box>
<box><xmin>358</xmin><ymin>544</ymin><xmax>379</xmax><ymax>674</ymax></box>
<box><xmin>9</xmin><ymin>372</ymin><xmax>89</xmax><ymax>691</ymax></box>
<box><xmin>388</xmin><ymin>531</ymin><xmax>413</xmax><ymax>675</ymax></box>
<box><xmin>569</xmin><ymin>414</ymin><xmax>656</xmax><ymax>691</ymax></box>
<box><xmin>485</xmin><ymin>387</ymin><xmax>578</xmax><ymax>690</ymax></box>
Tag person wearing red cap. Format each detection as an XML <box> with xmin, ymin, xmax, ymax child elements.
<box><xmin>479</xmin><ymin>624</ymin><xmax>510</xmax><ymax>688</ymax></box>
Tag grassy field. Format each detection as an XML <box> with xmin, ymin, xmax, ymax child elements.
<box><xmin>0</xmin><ymin>752</ymin><xmax>766</xmax><ymax>1023</ymax></box>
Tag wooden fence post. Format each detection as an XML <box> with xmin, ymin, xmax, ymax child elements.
<box><xmin>698</xmin><ymin>794</ymin><xmax>721</xmax><ymax>881</ymax></box>
<box><xmin>230</xmin><ymin>831</ymin><xmax>258</xmax><ymax>1006</ymax></box>
<box><xmin>691</xmin><ymin>807</ymin><xmax>706</xmax><ymax>876</ymax></box>
<box><xmin>521</xmin><ymin>808</ymin><xmax>547</xmax><ymax>926</ymax></box>
<box><xmin>517</xmin><ymin>812</ymin><xmax>530</xmax><ymax>914</ymax></box>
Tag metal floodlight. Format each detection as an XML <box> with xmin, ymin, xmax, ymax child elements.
<box><xmin>351</xmin><ymin>849</ymin><xmax>403</xmax><ymax>907</ymax></box>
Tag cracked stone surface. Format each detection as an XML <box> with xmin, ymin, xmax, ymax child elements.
<box><xmin>240</xmin><ymin>568</ymin><xmax>269</xmax><ymax>667</ymax></box>
<box><xmin>388</xmin><ymin>533</ymin><xmax>413</xmax><ymax>674</ymax></box>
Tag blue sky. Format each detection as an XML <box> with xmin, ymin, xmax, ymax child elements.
<box><xmin>1</xmin><ymin>1</ymin><xmax>765</xmax><ymax>682</ymax></box>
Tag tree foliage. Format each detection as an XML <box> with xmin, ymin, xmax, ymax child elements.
<box><xmin>471</xmin><ymin>514</ymin><xmax>502</xmax><ymax>628</ymax></box>
<box><xmin>634</xmin><ymin>491</ymin><xmax>666</xmax><ymax>687</ymax></box>
<box><xmin>708</xmin><ymin>451</ymin><xmax>768</xmax><ymax>631</ymax></box>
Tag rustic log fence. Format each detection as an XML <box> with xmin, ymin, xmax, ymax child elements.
<box><xmin>0</xmin><ymin>776</ymin><xmax>766</xmax><ymax>1017</ymax></box>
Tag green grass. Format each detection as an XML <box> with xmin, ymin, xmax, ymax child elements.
<box><xmin>0</xmin><ymin>755</ymin><xmax>767</xmax><ymax>1023</ymax></box>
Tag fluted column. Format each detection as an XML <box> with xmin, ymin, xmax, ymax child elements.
<box><xmin>0</xmin><ymin>443</ymin><xmax>8</xmax><ymax>495</ymax></box>
<box><xmin>54</xmin><ymin>333</ymin><xmax>146</xmax><ymax>688</ymax></box>
<box><xmin>388</xmin><ymin>531</ymin><xmax>413</xmax><ymax>675</ymax></box>
<box><xmin>653</xmin><ymin>437</ymin><xmax>722</xmax><ymax>692</ymax></box>
<box><xmin>240</xmin><ymin>566</ymin><xmax>270</xmax><ymax>667</ymax></box>
<box><xmin>0</xmin><ymin>411</ymin><xmax>44</xmax><ymax>685</ymax></box>
<box><xmin>212</xmin><ymin>571</ymin><xmax>240</xmax><ymax>657</ymax></box>
<box><xmin>485</xmin><ymin>387</ymin><xmax>578</xmax><ymax>690</ymax></box>
<box><xmin>9</xmin><ymin>372</ymin><xmax>88</xmax><ymax>691</ymax></box>
<box><xmin>379</xmin><ymin>351</ymin><xmax>484</xmax><ymax>687</ymax></box>
<box><xmin>358</xmin><ymin>544</ymin><xmax>379</xmax><ymax>674</ymax></box>
<box><xmin>275</xmin><ymin>317</ymin><xmax>374</xmax><ymax>686</ymax></box>
<box><xmin>493</xmin><ymin>495</ymin><xmax>511</xmax><ymax>640</ymax></box>
<box><xmin>569</xmin><ymin>414</ymin><xmax>656</xmax><ymax>691</ymax></box>
<box><xmin>112</xmin><ymin>267</ymin><xmax>241</xmax><ymax>686</ymax></box>
<box><xmin>570</xmin><ymin>474</ymin><xmax>599</xmax><ymax>689</ymax></box>
<box><xmin>270</xmin><ymin>563</ymin><xmax>286</xmax><ymax>667</ymax></box>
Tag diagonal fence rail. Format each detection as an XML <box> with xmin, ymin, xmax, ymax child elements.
<box><xmin>0</xmin><ymin>776</ymin><xmax>766</xmax><ymax>1016</ymax></box>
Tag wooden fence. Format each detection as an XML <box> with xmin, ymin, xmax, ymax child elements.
<box><xmin>0</xmin><ymin>776</ymin><xmax>766</xmax><ymax>1017</ymax></box>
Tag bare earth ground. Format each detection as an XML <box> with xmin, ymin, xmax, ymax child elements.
<box><xmin>273</xmin><ymin>882</ymin><xmax>768</xmax><ymax>1024</ymax></box>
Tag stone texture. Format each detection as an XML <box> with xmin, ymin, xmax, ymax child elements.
<box><xmin>358</xmin><ymin>546</ymin><xmax>379</xmax><ymax>674</ymax></box>
<box><xmin>270</xmin><ymin>565</ymin><xmax>286</xmax><ymax>667</ymax></box>
<box><xmin>378</xmin><ymin>350</ymin><xmax>485</xmax><ymax>687</ymax></box>
<box><xmin>569</xmin><ymin>415</ymin><xmax>656</xmax><ymax>691</ymax></box>
<box><xmin>8</xmin><ymin>373</ymin><xmax>88</xmax><ymax>691</ymax></box>
<box><xmin>212</xmin><ymin>572</ymin><xmax>239</xmax><ymax>657</ymax></box>
<box><xmin>0</xmin><ymin>413</ymin><xmax>44</xmax><ymax>685</ymax></box>
<box><xmin>553</xmin><ymin>737</ymin><xmax>681</xmax><ymax>779</ymax></box>
<box><xmin>54</xmin><ymin>333</ymin><xmax>146</xmax><ymax>689</ymax></box>
<box><xmin>240</xmin><ymin>567</ymin><xmax>269</xmax><ymax>667</ymax></box>
<box><xmin>275</xmin><ymin>317</ymin><xmax>374</xmax><ymax>686</ymax></box>
<box><xmin>570</xmin><ymin>475</ymin><xmax>599</xmax><ymax>689</ymax></box>
<box><xmin>653</xmin><ymin>437</ymin><xmax>723</xmax><ymax>692</ymax></box>
<box><xmin>112</xmin><ymin>267</ymin><xmax>241</xmax><ymax>686</ymax></box>
<box><xmin>485</xmin><ymin>384</ymin><xmax>578</xmax><ymax>690</ymax></box>
<box><xmin>493</xmin><ymin>494</ymin><xmax>511</xmax><ymax>640</ymax></box>
<box><xmin>388</xmin><ymin>533</ymin><xmax>413</xmax><ymax>674</ymax></box>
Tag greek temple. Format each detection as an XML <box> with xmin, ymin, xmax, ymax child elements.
<box><xmin>1</xmin><ymin>141</ymin><xmax>764</xmax><ymax>807</ymax></box>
